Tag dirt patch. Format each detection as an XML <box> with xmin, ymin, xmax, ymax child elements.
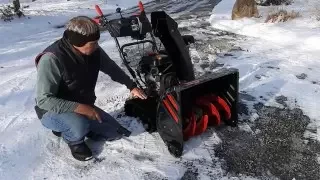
<box><xmin>215</xmin><ymin>100</ymin><xmax>320</xmax><ymax>180</ymax></box>
<box><xmin>296</xmin><ymin>73</ymin><xmax>308</xmax><ymax>80</ymax></box>
<box><xmin>143</xmin><ymin>172</ymin><xmax>168</xmax><ymax>180</ymax></box>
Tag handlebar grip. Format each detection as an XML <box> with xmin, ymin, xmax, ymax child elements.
<box><xmin>95</xmin><ymin>5</ymin><xmax>103</xmax><ymax>16</ymax></box>
<box><xmin>138</xmin><ymin>1</ymin><xmax>144</xmax><ymax>12</ymax></box>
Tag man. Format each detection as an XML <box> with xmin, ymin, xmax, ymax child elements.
<box><xmin>34</xmin><ymin>16</ymin><xmax>147</xmax><ymax>161</ymax></box>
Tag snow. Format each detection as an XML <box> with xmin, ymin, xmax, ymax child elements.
<box><xmin>1</xmin><ymin>0</ymin><xmax>320</xmax><ymax>179</ymax></box>
<box><xmin>210</xmin><ymin>0</ymin><xmax>320</xmax><ymax>141</ymax></box>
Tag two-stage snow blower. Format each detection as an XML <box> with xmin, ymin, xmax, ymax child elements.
<box><xmin>93</xmin><ymin>2</ymin><xmax>239</xmax><ymax>157</ymax></box>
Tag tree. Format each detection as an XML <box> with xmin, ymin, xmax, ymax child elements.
<box><xmin>13</xmin><ymin>0</ymin><xmax>23</xmax><ymax>17</ymax></box>
<box><xmin>0</xmin><ymin>0</ymin><xmax>24</xmax><ymax>22</ymax></box>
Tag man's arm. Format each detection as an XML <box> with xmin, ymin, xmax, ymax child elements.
<box><xmin>36</xmin><ymin>53</ymin><xmax>79</xmax><ymax>113</ymax></box>
<box><xmin>99</xmin><ymin>48</ymin><xmax>136</xmax><ymax>90</ymax></box>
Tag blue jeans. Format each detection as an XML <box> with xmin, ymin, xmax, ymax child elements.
<box><xmin>40</xmin><ymin>106</ymin><xmax>129</xmax><ymax>145</ymax></box>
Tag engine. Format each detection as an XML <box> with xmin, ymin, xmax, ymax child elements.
<box><xmin>137</xmin><ymin>53</ymin><xmax>176</xmax><ymax>96</ymax></box>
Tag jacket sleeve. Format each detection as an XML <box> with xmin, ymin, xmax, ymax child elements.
<box><xmin>99</xmin><ymin>48</ymin><xmax>136</xmax><ymax>90</ymax></box>
<box><xmin>36</xmin><ymin>53</ymin><xmax>79</xmax><ymax>113</ymax></box>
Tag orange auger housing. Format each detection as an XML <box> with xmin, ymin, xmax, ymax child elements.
<box><xmin>93</xmin><ymin>1</ymin><xmax>239</xmax><ymax>157</ymax></box>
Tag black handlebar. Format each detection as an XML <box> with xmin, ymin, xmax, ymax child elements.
<box><xmin>120</xmin><ymin>40</ymin><xmax>157</xmax><ymax>54</ymax></box>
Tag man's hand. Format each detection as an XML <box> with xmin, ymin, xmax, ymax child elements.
<box><xmin>74</xmin><ymin>104</ymin><xmax>102</xmax><ymax>123</ymax></box>
<box><xmin>130</xmin><ymin>87</ymin><xmax>147</xmax><ymax>99</ymax></box>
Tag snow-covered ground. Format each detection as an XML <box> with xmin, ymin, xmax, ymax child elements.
<box><xmin>209</xmin><ymin>1</ymin><xmax>320</xmax><ymax>178</ymax></box>
<box><xmin>210</xmin><ymin>0</ymin><xmax>320</xmax><ymax>141</ymax></box>
<box><xmin>0</xmin><ymin>0</ymin><xmax>320</xmax><ymax>179</ymax></box>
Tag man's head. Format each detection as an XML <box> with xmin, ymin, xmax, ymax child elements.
<box><xmin>65</xmin><ymin>16</ymin><xmax>100</xmax><ymax>55</ymax></box>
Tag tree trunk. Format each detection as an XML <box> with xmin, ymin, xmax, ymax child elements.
<box><xmin>13</xmin><ymin>0</ymin><xmax>20</xmax><ymax>12</ymax></box>
<box><xmin>12</xmin><ymin>0</ymin><xmax>23</xmax><ymax>17</ymax></box>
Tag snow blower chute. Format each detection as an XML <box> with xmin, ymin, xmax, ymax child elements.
<box><xmin>94</xmin><ymin>2</ymin><xmax>239</xmax><ymax>157</ymax></box>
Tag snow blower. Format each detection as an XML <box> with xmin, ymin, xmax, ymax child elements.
<box><xmin>93</xmin><ymin>2</ymin><xmax>239</xmax><ymax>157</ymax></box>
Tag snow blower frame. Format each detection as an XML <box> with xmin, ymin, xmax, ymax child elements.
<box><xmin>94</xmin><ymin>2</ymin><xmax>239</xmax><ymax>157</ymax></box>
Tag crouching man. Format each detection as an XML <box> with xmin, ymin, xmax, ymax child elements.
<box><xmin>34</xmin><ymin>16</ymin><xmax>146</xmax><ymax>161</ymax></box>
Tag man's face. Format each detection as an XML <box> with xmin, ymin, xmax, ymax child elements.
<box><xmin>76</xmin><ymin>40</ymin><xmax>99</xmax><ymax>55</ymax></box>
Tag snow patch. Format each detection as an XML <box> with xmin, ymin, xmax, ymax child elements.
<box><xmin>209</xmin><ymin>0</ymin><xmax>320</xmax><ymax>143</ymax></box>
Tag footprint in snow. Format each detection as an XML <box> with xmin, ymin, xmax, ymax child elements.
<box><xmin>296</xmin><ymin>73</ymin><xmax>308</xmax><ymax>80</ymax></box>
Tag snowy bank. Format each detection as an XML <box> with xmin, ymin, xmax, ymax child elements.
<box><xmin>209</xmin><ymin>0</ymin><xmax>320</xmax><ymax>141</ymax></box>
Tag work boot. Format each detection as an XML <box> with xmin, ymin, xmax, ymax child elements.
<box><xmin>68</xmin><ymin>142</ymin><xmax>93</xmax><ymax>161</ymax></box>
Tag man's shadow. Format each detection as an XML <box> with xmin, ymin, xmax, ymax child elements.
<box><xmin>84</xmin><ymin>107</ymin><xmax>147</xmax><ymax>157</ymax></box>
